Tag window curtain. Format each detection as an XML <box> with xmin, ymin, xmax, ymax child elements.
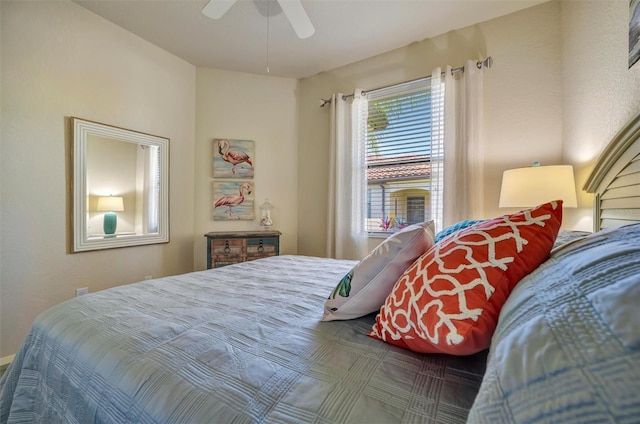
<box><xmin>326</xmin><ymin>90</ymin><xmax>369</xmax><ymax>260</ymax></box>
<box><xmin>144</xmin><ymin>145</ymin><xmax>160</xmax><ymax>234</ymax></box>
<box><xmin>430</xmin><ymin>69</ymin><xmax>445</xmax><ymax>233</ymax></box>
<box><xmin>431</xmin><ymin>60</ymin><xmax>486</xmax><ymax>230</ymax></box>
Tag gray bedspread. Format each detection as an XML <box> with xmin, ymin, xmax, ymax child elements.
<box><xmin>468</xmin><ymin>223</ymin><xmax>640</xmax><ymax>422</ymax></box>
<box><xmin>0</xmin><ymin>255</ymin><xmax>487</xmax><ymax>424</ymax></box>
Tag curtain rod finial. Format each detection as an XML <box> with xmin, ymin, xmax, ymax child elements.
<box><xmin>477</xmin><ymin>56</ymin><xmax>493</xmax><ymax>69</ymax></box>
<box><xmin>319</xmin><ymin>98</ymin><xmax>331</xmax><ymax>107</ymax></box>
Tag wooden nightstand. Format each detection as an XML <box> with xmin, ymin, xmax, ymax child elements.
<box><xmin>205</xmin><ymin>231</ymin><xmax>281</xmax><ymax>269</ymax></box>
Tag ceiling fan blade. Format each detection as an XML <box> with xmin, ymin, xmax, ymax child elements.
<box><xmin>277</xmin><ymin>0</ymin><xmax>315</xmax><ymax>39</ymax></box>
<box><xmin>202</xmin><ymin>0</ymin><xmax>237</xmax><ymax>19</ymax></box>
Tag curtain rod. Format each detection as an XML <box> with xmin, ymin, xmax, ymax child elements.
<box><xmin>319</xmin><ymin>57</ymin><xmax>493</xmax><ymax>107</ymax></box>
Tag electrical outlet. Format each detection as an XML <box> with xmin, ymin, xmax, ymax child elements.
<box><xmin>75</xmin><ymin>287</ymin><xmax>89</xmax><ymax>297</ymax></box>
<box><xmin>144</xmin><ymin>275</ymin><xmax>153</xmax><ymax>280</ymax></box>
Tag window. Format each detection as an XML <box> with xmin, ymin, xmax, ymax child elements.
<box><xmin>137</xmin><ymin>145</ymin><xmax>161</xmax><ymax>234</ymax></box>
<box><xmin>362</xmin><ymin>78</ymin><xmax>444</xmax><ymax>233</ymax></box>
<box><xmin>406</xmin><ymin>196</ymin><xmax>426</xmax><ymax>224</ymax></box>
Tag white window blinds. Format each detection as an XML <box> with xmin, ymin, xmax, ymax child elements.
<box><xmin>362</xmin><ymin>78</ymin><xmax>444</xmax><ymax>233</ymax></box>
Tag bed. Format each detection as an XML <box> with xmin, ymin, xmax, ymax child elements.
<box><xmin>0</xmin><ymin>256</ymin><xmax>489</xmax><ymax>423</ymax></box>
<box><xmin>1</xmin><ymin>112</ymin><xmax>639</xmax><ymax>424</ymax></box>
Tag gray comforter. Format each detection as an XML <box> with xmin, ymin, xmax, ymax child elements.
<box><xmin>0</xmin><ymin>255</ymin><xmax>487</xmax><ymax>424</ymax></box>
<box><xmin>468</xmin><ymin>223</ymin><xmax>640</xmax><ymax>422</ymax></box>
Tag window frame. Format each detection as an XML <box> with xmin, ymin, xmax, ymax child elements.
<box><xmin>361</xmin><ymin>79</ymin><xmax>444</xmax><ymax>236</ymax></box>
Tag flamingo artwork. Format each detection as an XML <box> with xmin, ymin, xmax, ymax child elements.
<box><xmin>214</xmin><ymin>182</ymin><xmax>253</xmax><ymax>220</ymax></box>
<box><xmin>216</xmin><ymin>139</ymin><xmax>253</xmax><ymax>177</ymax></box>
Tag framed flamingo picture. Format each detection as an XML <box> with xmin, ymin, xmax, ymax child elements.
<box><xmin>213</xmin><ymin>181</ymin><xmax>255</xmax><ymax>220</ymax></box>
<box><xmin>213</xmin><ymin>139</ymin><xmax>254</xmax><ymax>178</ymax></box>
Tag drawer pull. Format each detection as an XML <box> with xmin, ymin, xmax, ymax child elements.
<box><xmin>223</xmin><ymin>240</ymin><xmax>230</xmax><ymax>254</ymax></box>
<box><xmin>258</xmin><ymin>240</ymin><xmax>264</xmax><ymax>253</ymax></box>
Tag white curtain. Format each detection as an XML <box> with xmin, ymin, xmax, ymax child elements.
<box><xmin>431</xmin><ymin>60</ymin><xmax>486</xmax><ymax>230</ymax></box>
<box><xmin>326</xmin><ymin>91</ymin><xmax>368</xmax><ymax>260</ymax></box>
<box><xmin>145</xmin><ymin>145</ymin><xmax>160</xmax><ymax>234</ymax></box>
<box><xmin>430</xmin><ymin>69</ymin><xmax>445</xmax><ymax>232</ymax></box>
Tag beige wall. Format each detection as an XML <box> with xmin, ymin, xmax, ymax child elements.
<box><xmin>0</xmin><ymin>1</ymin><xmax>196</xmax><ymax>357</ymax></box>
<box><xmin>561</xmin><ymin>0</ymin><xmax>640</xmax><ymax>231</ymax></box>
<box><xmin>297</xmin><ymin>1</ymin><xmax>564</xmax><ymax>257</ymax></box>
<box><xmin>193</xmin><ymin>68</ymin><xmax>299</xmax><ymax>270</ymax></box>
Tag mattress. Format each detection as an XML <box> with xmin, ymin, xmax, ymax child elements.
<box><xmin>0</xmin><ymin>255</ymin><xmax>487</xmax><ymax>424</ymax></box>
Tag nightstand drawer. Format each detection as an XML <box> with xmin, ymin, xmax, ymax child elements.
<box><xmin>205</xmin><ymin>231</ymin><xmax>281</xmax><ymax>269</ymax></box>
<box><xmin>211</xmin><ymin>239</ymin><xmax>245</xmax><ymax>255</ymax></box>
<box><xmin>246</xmin><ymin>237</ymin><xmax>277</xmax><ymax>253</ymax></box>
<box><xmin>212</xmin><ymin>255</ymin><xmax>244</xmax><ymax>267</ymax></box>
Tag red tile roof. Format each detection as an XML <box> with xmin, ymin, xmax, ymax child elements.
<box><xmin>367</xmin><ymin>155</ymin><xmax>430</xmax><ymax>182</ymax></box>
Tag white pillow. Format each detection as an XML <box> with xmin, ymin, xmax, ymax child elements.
<box><xmin>322</xmin><ymin>221</ymin><xmax>435</xmax><ymax>321</ymax></box>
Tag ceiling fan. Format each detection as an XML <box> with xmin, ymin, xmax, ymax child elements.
<box><xmin>202</xmin><ymin>0</ymin><xmax>315</xmax><ymax>39</ymax></box>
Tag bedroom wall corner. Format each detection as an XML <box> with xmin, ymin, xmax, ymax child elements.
<box><xmin>561</xmin><ymin>0</ymin><xmax>640</xmax><ymax>232</ymax></box>
<box><xmin>0</xmin><ymin>0</ymin><xmax>196</xmax><ymax>358</ymax></box>
<box><xmin>193</xmin><ymin>68</ymin><xmax>299</xmax><ymax>271</ymax></box>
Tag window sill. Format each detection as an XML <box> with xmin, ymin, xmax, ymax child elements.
<box><xmin>368</xmin><ymin>232</ymin><xmax>393</xmax><ymax>239</ymax></box>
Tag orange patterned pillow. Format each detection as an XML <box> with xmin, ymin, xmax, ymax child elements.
<box><xmin>369</xmin><ymin>201</ymin><xmax>563</xmax><ymax>355</ymax></box>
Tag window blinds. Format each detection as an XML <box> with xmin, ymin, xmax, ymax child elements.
<box><xmin>363</xmin><ymin>78</ymin><xmax>442</xmax><ymax>232</ymax></box>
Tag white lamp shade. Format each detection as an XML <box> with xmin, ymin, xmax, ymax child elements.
<box><xmin>499</xmin><ymin>165</ymin><xmax>578</xmax><ymax>208</ymax></box>
<box><xmin>97</xmin><ymin>196</ymin><xmax>124</xmax><ymax>212</ymax></box>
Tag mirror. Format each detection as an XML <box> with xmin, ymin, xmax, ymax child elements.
<box><xmin>71</xmin><ymin>117</ymin><xmax>169</xmax><ymax>252</ymax></box>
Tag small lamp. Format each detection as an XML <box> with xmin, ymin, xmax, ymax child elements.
<box><xmin>499</xmin><ymin>163</ymin><xmax>578</xmax><ymax>208</ymax></box>
<box><xmin>259</xmin><ymin>198</ymin><xmax>274</xmax><ymax>229</ymax></box>
<box><xmin>97</xmin><ymin>195</ymin><xmax>124</xmax><ymax>235</ymax></box>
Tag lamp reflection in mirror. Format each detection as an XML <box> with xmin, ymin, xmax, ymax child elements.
<box><xmin>97</xmin><ymin>195</ymin><xmax>124</xmax><ymax>235</ymax></box>
<box><xmin>499</xmin><ymin>163</ymin><xmax>578</xmax><ymax>208</ymax></box>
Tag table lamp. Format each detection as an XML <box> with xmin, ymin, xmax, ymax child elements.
<box><xmin>499</xmin><ymin>163</ymin><xmax>578</xmax><ymax>208</ymax></box>
<box><xmin>97</xmin><ymin>195</ymin><xmax>124</xmax><ymax>235</ymax></box>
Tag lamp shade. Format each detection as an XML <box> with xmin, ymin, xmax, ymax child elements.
<box><xmin>97</xmin><ymin>196</ymin><xmax>124</xmax><ymax>212</ymax></box>
<box><xmin>499</xmin><ymin>165</ymin><xmax>578</xmax><ymax>208</ymax></box>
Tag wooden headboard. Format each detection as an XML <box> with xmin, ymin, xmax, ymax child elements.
<box><xmin>583</xmin><ymin>110</ymin><xmax>640</xmax><ymax>231</ymax></box>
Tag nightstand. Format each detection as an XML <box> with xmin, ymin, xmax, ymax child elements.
<box><xmin>205</xmin><ymin>230</ymin><xmax>281</xmax><ymax>269</ymax></box>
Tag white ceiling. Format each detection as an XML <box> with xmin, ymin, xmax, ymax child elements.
<box><xmin>75</xmin><ymin>0</ymin><xmax>548</xmax><ymax>79</ymax></box>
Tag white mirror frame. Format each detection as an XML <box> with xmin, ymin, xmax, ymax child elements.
<box><xmin>71</xmin><ymin>117</ymin><xmax>169</xmax><ymax>252</ymax></box>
